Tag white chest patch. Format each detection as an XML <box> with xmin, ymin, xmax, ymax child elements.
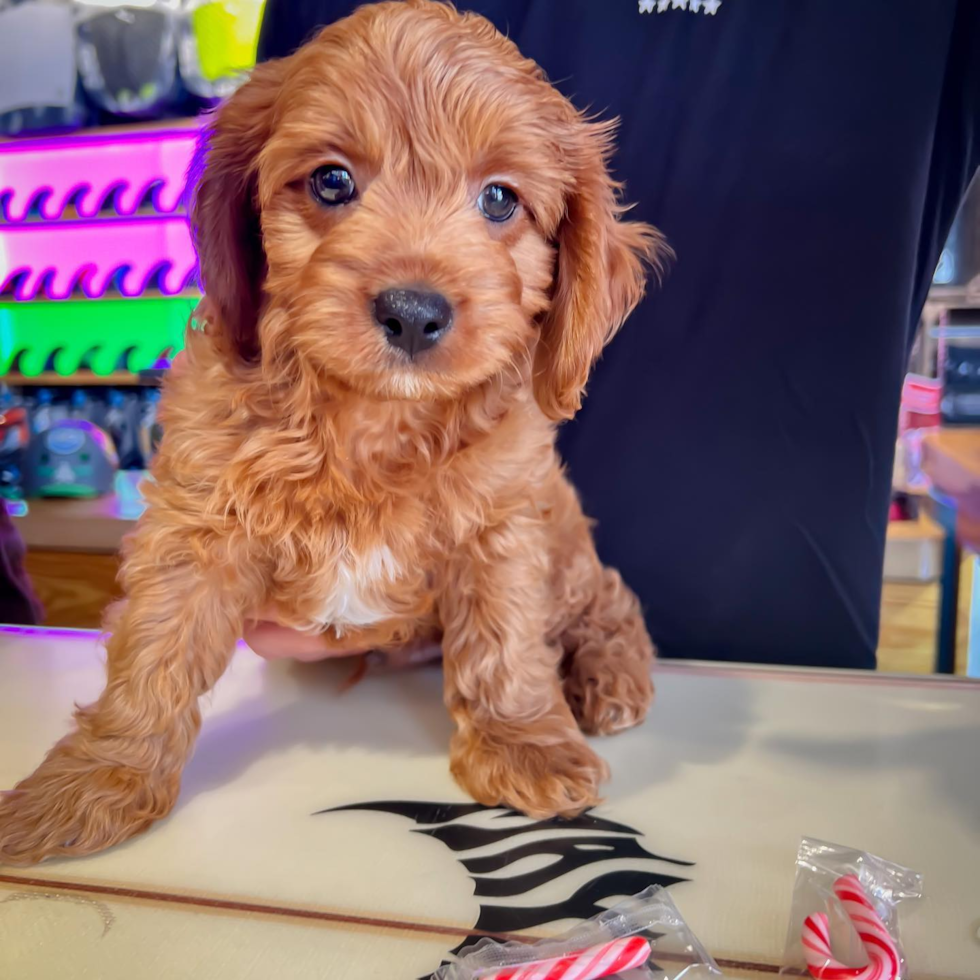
<box><xmin>316</xmin><ymin>544</ymin><xmax>400</xmax><ymax>634</ymax></box>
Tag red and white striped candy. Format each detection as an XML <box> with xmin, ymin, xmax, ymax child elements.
<box><xmin>801</xmin><ymin>874</ymin><xmax>901</xmax><ymax>980</ymax></box>
<box><xmin>479</xmin><ymin>935</ymin><xmax>651</xmax><ymax>980</ymax></box>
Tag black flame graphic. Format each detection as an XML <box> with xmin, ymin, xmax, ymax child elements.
<box><xmin>320</xmin><ymin>801</ymin><xmax>693</xmax><ymax>974</ymax></box>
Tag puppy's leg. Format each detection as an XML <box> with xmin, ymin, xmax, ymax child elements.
<box><xmin>561</xmin><ymin>566</ymin><xmax>655</xmax><ymax>736</ymax></box>
<box><xmin>543</xmin><ymin>479</ymin><xmax>654</xmax><ymax>737</ymax></box>
<box><xmin>441</xmin><ymin>515</ymin><xmax>608</xmax><ymax>820</ymax></box>
<box><xmin>0</xmin><ymin>521</ymin><xmax>255</xmax><ymax>866</ymax></box>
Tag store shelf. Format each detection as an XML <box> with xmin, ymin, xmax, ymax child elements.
<box><xmin>0</xmin><ymin>116</ymin><xmax>199</xmax><ymax>146</ymax></box>
<box><xmin>8</xmin><ymin>469</ymin><xmax>146</xmax><ymax>553</ymax></box>
<box><xmin>1</xmin><ymin>120</ymin><xmax>198</xmax><ymax>221</ymax></box>
<box><xmin>0</xmin><ymin>294</ymin><xmax>194</xmax><ymax>376</ymax></box>
<box><xmin>2</xmin><ymin>372</ymin><xmax>160</xmax><ymax>387</ymax></box>
<box><xmin>883</xmin><ymin>513</ymin><xmax>945</xmax><ymax>582</ymax></box>
<box><xmin>4</xmin><ymin>289</ymin><xmax>199</xmax><ymax>305</ymax></box>
<box><xmin>0</xmin><ymin>215</ymin><xmax>196</xmax><ymax>300</ymax></box>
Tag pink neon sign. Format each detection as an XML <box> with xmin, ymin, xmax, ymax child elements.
<box><xmin>0</xmin><ymin>125</ymin><xmax>198</xmax><ymax>222</ymax></box>
<box><xmin>0</xmin><ymin>216</ymin><xmax>197</xmax><ymax>299</ymax></box>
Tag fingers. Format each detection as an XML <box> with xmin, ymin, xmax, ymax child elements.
<box><xmin>956</xmin><ymin>508</ymin><xmax>980</xmax><ymax>554</ymax></box>
<box><xmin>368</xmin><ymin>637</ymin><xmax>443</xmax><ymax>671</ymax></box>
<box><xmin>243</xmin><ymin>620</ymin><xmax>362</xmax><ymax>662</ymax></box>
<box><xmin>241</xmin><ymin>609</ymin><xmax>441</xmax><ymax>667</ymax></box>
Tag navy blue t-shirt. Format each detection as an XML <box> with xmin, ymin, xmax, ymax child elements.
<box><xmin>258</xmin><ymin>1</ymin><xmax>980</xmax><ymax>668</ymax></box>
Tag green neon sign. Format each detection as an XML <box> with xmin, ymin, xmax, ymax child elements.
<box><xmin>0</xmin><ymin>296</ymin><xmax>196</xmax><ymax>376</ymax></box>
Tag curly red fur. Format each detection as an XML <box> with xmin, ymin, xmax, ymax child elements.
<box><xmin>0</xmin><ymin>0</ymin><xmax>666</xmax><ymax>865</ymax></box>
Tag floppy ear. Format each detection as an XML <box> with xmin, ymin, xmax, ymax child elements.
<box><xmin>533</xmin><ymin>119</ymin><xmax>670</xmax><ymax>422</ymax></box>
<box><xmin>188</xmin><ymin>61</ymin><xmax>284</xmax><ymax>362</ymax></box>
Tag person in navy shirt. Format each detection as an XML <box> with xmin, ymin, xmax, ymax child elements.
<box><xmin>250</xmin><ymin>0</ymin><xmax>980</xmax><ymax>668</ymax></box>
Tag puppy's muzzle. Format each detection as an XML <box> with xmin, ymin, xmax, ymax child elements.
<box><xmin>373</xmin><ymin>287</ymin><xmax>453</xmax><ymax>357</ymax></box>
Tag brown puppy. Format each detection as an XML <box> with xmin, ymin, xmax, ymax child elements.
<box><xmin>0</xmin><ymin>0</ymin><xmax>666</xmax><ymax>865</ymax></box>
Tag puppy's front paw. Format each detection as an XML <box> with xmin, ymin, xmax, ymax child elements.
<box><xmin>0</xmin><ymin>744</ymin><xmax>176</xmax><ymax>866</ymax></box>
<box><xmin>564</xmin><ymin>648</ymin><xmax>654</xmax><ymax>736</ymax></box>
<box><xmin>450</xmin><ymin>724</ymin><xmax>608</xmax><ymax>819</ymax></box>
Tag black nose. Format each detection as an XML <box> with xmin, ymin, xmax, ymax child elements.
<box><xmin>373</xmin><ymin>288</ymin><xmax>453</xmax><ymax>356</ymax></box>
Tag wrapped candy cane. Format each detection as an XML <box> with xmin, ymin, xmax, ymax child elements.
<box><xmin>435</xmin><ymin>885</ymin><xmax>721</xmax><ymax>980</ymax></box>
<box><xmin>480</xmin><ymin>936</ymin><xmax>651</xmax><ymax>980</ymax></box>
<box><xmin>801</xmin><ymin>875</ymin><xmax>900</xmax><ymax>980</ymax></box>
<box><xmin>782</xmin><ymin>838</ymin><xmax>923</xmax><ymax>980</ymax></box>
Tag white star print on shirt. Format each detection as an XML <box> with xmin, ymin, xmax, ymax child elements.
<box><xmin>671</xmin><ymin>0</ymin><xmax>689</xmax><ymax>8</ymax></box>
<box><xmin>638</xmin><ymin>0</ymin><xmax>655</xmax><ymax>11</ymax></box>
<box><xmin>702</xmin><ymin>0</ymin><xmax>722</xmax><ymax>12</ymax></box>
<box><xmin>689</xmin><ymin>0</ymin><xmax>702</xmax><ymax>10</ymax></box>
<box><xmin>657</xmin><ymin>0</ymin><xmax>670</xmax><ymax>10</ymax></box>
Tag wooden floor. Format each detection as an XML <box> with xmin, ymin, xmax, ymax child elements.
<box><xmin>877</xmin><ymin>558</ymin><xmax>971</xmax><ymax>674</ymax></box>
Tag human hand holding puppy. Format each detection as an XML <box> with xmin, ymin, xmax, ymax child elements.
<box><xmin>0</xmin><ymin>0</ymin><xmax>664</xmax><ymax>866</ymax></box>
<box><xmin>246</xmin><ymin>602</ymin><xmax>441</xmax><ymax>666</ymax></box>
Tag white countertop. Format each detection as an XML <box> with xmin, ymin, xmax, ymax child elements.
<box><xmin>0</xmin><ymin>627</ymin><xmax>977</xmax><ymax>979</ymax></box>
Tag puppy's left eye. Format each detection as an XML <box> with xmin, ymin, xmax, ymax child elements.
<box><xmin>478</xmin><ymin>184</ymin><xmax>519</xmax><ymax>222</ymax></box>
<box><xmin>310</xmin><ymin>164</ymin><xmax>357</xmax><ymax>206</ymax></box>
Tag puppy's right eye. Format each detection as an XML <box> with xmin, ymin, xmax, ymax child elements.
<box><xmin>478</xmin><ymin>184</ymin><xmax>519</xmax><ymax>222</ymax></box>
<box><xmin>310</xmin><ymin>165</ymin><xmax>357</xmax><ymax>206</ymax></box>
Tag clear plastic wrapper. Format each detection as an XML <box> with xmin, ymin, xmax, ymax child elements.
<box><xmin>435</xmin><ymin>886</ymin><xmax>722</xmax><ymax>980</ymax></box>
<box><xmin>781</xmin><ymin>837</ymin><xmax>923</xmax><ymax>979</ymax></box>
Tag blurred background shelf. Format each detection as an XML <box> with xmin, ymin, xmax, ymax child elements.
<box><xmin>4</xmin><ymin>372</ymin><xmax>162</xmax><ymax>387</ymax></box>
